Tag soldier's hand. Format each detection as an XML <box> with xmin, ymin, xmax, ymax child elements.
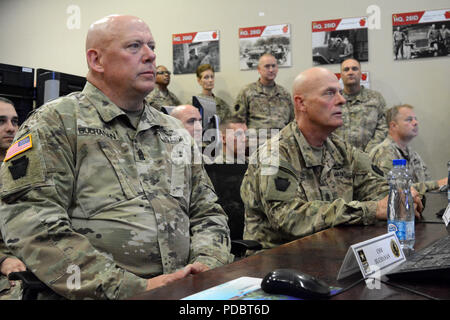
<box><xmin>0</xmin><ymin>257</ymin><xmax>26</xmax><ymax>277</ymax></box>
<box><xmin>375</xmin><ymin>195</ymin><xmax>389</xmax><ymax>220</ymax></box>
<box><xmin>410</xmin><ymin>187</ymin><xmax>423</xmax><ymax>219</ymax></box>
<box><xmin>437</xmin><ymin>177</ymin><xmax>448</xmax><ymax>188</ymax></box>
<box><xmin>0</xmin><ymin>257</ymin><xmax>26</xmax><ymax>286</ymax></box>
<box><xmin>145</xmin><ymin>262</ymin><xmax>209</xmax><ymax>291</ymax></box>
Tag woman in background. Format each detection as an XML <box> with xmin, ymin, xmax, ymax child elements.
<box><xmin>194</xmin><ymin>64</ymin><xmax>233</xmax><ymax>121</ymax></box>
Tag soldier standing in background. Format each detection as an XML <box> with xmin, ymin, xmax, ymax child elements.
<box><xmin>240</xmin><ymin>67</ymin><xmax>423</xmax><ymax>252</ymax></box>
<box><xmin>234</xmin><ymin>53</ymin><xmax>294</xmax><ymax>145</ymax></box>
<box><xmin>333</xmin><ymin>58</ymin><xmax>388</xmax><ymax>152</ymax></box>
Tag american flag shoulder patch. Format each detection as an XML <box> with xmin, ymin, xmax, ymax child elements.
<box><xmin>4</xmin><ymin>134</ymin><xmax>33</xmax><ymax>162</ymax></box>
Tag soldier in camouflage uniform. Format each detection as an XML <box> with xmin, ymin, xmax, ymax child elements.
<box><xmin>241</xmin><ymin>67</ymin><xmax>423</xmax><ymax>252</ymax></box>
<box><xmin>192</xmin><ymin>64</ymin><xmax>233</xmax><ymax>122</ymax></box>
<box><xmin>144</xmin><ymin>65</ymin><xmax>181</xmax><ymax>111</ymax></box>
<box><xmin>370</xmin><ymin>104</ymin><xmax>447</xmax><ymax>195</ymax></box>
<box><xmin>333</xmin><ymin>59</ymin><xmax>388</xmax><ymax>152</ymax></box>
<box><xmin>0</xmin><ymin>98</ymin><xmax>25</xmax><ymax>299</ymax></box>
<box><xmin>234</xmin><ymin>54</ymin><xmax>294</xmax><ymax>143</ymax></box>
<box><xmin>0</xmin><ymin>15</ymin><xmax>232</xmax><ymax>300</ymax></box>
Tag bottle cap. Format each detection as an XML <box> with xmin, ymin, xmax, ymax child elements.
<box><xmin>392</xmin><ymin>159</ymin><xmax>406</xmax><ymax>166</ymax></box>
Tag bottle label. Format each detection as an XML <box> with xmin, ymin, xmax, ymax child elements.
<box><xmin>388</xmin><ymin>220</ymin><xmax>414</xmax><ymax>241</ymax></box>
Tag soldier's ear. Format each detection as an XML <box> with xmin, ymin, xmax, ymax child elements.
<box><xmin>87</xmin><ymin>48</ymin><xmax>104</xmax><ymax>73</ymax></box>
<box><xmin>293</xmin><ymin>95</ymin><xmax>306</xmax><ymax>112</ymax></box>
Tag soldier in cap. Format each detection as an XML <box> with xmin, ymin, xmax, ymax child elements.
<box><xmin>0</xmin><ymin>14</ymin><xmax>232</xmax><ymax>300</ymax></box>
<box><xmin>234</xmin><ymin>53</ymin><xmax>294</xmax><ymax>144</ymax></box>
<box><xmin>240</xmin><ymin>67</ymin><xmax>423</xmax><ymax>253</ymax></box>
<box><xmin>334</xmin><ymin>58</ymin><xmax>388</xmax><ymax>152</ymax></box>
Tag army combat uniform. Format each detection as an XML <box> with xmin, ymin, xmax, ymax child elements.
<box><xmin>333</xmin><ymin>86</ymin><xmax>387</xmax><ymax>153</ymax></box>
<box><xmin>241</xmin><ymin>122</ymin><xmax>389</xmax><ymax>251</ymax></box>
<box><xmin>369</xmin><ymin>136</ymin><xmax>439</xmax><ymax>194</ymax></box>
<box><xmin>0</xmin><ymin>82</ymin><xmax>233</xmax><ymax>300</ymax></box>
<box><xmin>144</xmin><ymin>86</ymin><xmax>181</xmax><ymax>111</ymax></box>
<box><xmin>234</xmin><ymin>80</ymin><xmax>294</xmax><ymax>137</ymax></box>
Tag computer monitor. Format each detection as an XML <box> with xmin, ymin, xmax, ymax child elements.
<box><xmin>36</xmin><ymin>68</ymin><xmax>86</xmax><ymax>107</ymax></box>
<box><xmin>161</xmin><ymin>106</ymin><xmax>176</xmax><ymax>115</ymax></box>
<box><xmin>0</xmin><ymin>63</ymin><xmax>35</xmax><ymax>125</ymax></box>
<box><xmin>192</xmin><ymin>96</ymin><xmax>218</xmax><ymax>130</ymax></box>
<box><xmin>192</xmin><ymin>96</ymin><xmax>221</xmax><ymax>148</ymax></box>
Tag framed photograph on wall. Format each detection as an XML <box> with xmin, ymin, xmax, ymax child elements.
<box><xmin>238</xmin><ymin>24</ymin><xmax>292</xmax><ymax>71</ymax></box>
<box><xmin>312</xmin><ymin>16</ymin><xmax>368</xmax><ymax>65</ymax></box>
<box><xmin>392</xmin><ymin>9</ymin><xmax>449</xmax><ymax>60</ymax></box>
<box><xmin>172</xmin><ymin>31</ymin><xmax>220</xmax><ymax>75</ymax></box>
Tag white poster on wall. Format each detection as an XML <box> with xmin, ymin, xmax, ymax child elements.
<box><xmin>312</xmin><ymin>16</ymin><xmax>368</xmax><ymax>65</ymax></box>
<box><xmin>392</xmin><ymin>9</ymin><xmax>450</xmax><ymax>60</ymax></box>
<box><xmin>238</xmin><ymin>24</ymin><xmax>292</xmax><ymax>70</ymax></box>
<box><xmin>172</xmin><ymin>30</ymin><xmax>220</xmax><ymax>75</ymax></box>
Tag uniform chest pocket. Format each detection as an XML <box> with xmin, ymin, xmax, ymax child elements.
<box><xmin>359</xmin><ymin>105</ymin><xmax>379</xmax><ymax>132</ymax></box>
<box><xmin>329</xmin><ymin>168</ymin><xmax>353</xmax><ymax>200</ymax></box>
<box><xmin>98</xmin><ymin>140</ymin><xmax>139</xmax><ymax>200</ymax></box>
<box><xmin>249</xmin><ymin>94</ymin><xmax>270</xmax><ymax>115</ymax></box>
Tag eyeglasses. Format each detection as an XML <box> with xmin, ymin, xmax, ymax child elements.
<box><xmin>156</xmin><ymin>71</ymin><xmax>171</xmax><ymax>75</ymax></box>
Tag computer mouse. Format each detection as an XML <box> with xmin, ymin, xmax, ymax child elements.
<box><xmin>261</xmin><ymin>268</ymin><xmax>331</xmax><ymax>299</ymax></box>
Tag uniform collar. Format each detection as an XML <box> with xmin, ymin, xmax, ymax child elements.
<box><xmin>387</xmin><ymin>135</ymin><xmax>412</xmax><ymax>161</ymax></box>
<box><xmin>343</xmin><ymin>85</ymin><xmax>366</xmax><ymax>102</ymax></box>
<box><xmin>292</xmin><ymin>122</ymin><xmax>344</xmax><ymax>168</ymax></box>
<box><xmin>82</xmin><ymin>81</ymin><xmax>163</xmax><ymax>131</ymax></box>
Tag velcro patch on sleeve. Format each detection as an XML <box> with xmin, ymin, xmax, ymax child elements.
<box><xmin>4</xmin><ymin>134</ymin><xmax>32</xmax><ymax>162</ymax></box>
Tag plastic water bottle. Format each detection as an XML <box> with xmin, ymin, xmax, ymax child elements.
<box><xmin>387</xmin><ymin>159</ymin><xmax>415</xmax><ymax>251</ymax></box>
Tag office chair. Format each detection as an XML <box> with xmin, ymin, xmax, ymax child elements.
<box><xmin>204</xmin><ymin>163</ymin><xmax>262</xmax><ymax>258</ymax></box>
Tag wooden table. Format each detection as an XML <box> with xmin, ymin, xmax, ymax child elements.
<box><xmin>131</xmin><ymin>192</ymin><xmax>449</xmax><ymax>300</ymax></box>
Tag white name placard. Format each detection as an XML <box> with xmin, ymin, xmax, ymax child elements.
<box><xmin>443</xmin><ymin>203</ymin><xmax>450</xmax><ymax>227</ymax></box>
<box><xmin>337</xmin><ymin>232</ymin><xmax>406</xmax><ymax>280</ymax></box>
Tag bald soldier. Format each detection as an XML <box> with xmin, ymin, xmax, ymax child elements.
<box><xmin>240</xmin><ymin>67</ymin><xmax>423</xmax><ymax>252</ymax></box>
<box><xmin>0</xmin><ymin>15</ymin><xmax>232</xmax><ymax>300</ymax></box>
<box><xmin>234</xmin><ymin>53</ymin><xmax>294</xmax><ymax>143</ymax></box>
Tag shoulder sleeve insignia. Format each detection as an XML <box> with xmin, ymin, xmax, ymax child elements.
<box><xmin>274</xmin><ymin>177</ymin><xmax>291</xmax><ymax>192</ymax></box>
<box><xmin>8</xmin><ymin>156</ymin><xmax>29</xmax><ymax>180</ymax></box>
<box><xmin>4</xmin><ymin>134</ymin><xmax>32</xmax><ymax>162</ymax></box>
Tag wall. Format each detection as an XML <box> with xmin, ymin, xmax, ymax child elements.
<box><xmin>0</xmin><ymin>0</ymin><xmax>449</xmax><ymax>178</ymax></box>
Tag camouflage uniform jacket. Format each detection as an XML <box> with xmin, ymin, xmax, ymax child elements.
<box><xmin>241</xmin><ymin>121</ymin><xmax>389</xmax><ymax>251</ymax></box>
<box><xmin>333</xmin><ymin>86</ymin><xmax>387</xmax><ymax>152</ymax></box>
<box><xmin>369</xmin><ymin>136</ymin><xmax>439</xmax><ymax>194</ymax></box>
<box><xmin>234</xmin><ymin>80</ymin><xmax>294</xmax><ymax>131</ymax></box>
<box><xmin>144</xmin><ymin>86</ymin><xmax>181</xmax><ymax>111</ymax></box>
<box><xmin>0</xmin><ymin>82</ymin><xmax>233</xmax><ymax>300</ymax></box>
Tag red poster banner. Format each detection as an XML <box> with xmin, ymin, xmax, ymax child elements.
<box><xmin>239</xmin><ymin>26</ymin><xmax>267</xmax><ymax>38</ymax></box>
<box><xmin>392</xmin><ymin>11</ymin><xmax>425</xmax><ymax>26</ymax></box>
<box><xmin>312</xmin><ymin>19</ymin><xmax>342</xmax><ymax>32</ymax></box>
<box><xmin>172</xmin><ymin>32</ymin><xmax>198</xmax><ymax>44</ymax></box>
